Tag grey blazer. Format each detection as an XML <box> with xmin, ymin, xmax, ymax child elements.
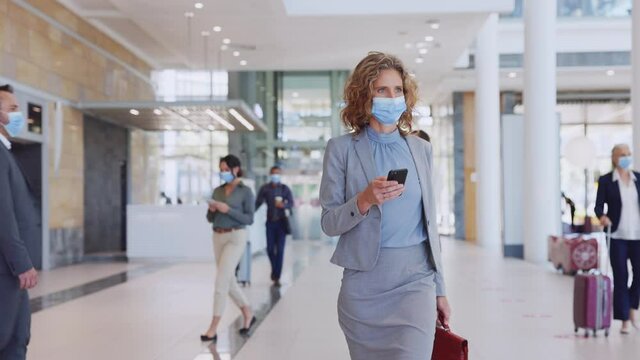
<box><xmin>319</xmin><ymin>130</ymin><xmax>446</xmax><ymax>296</ymax></box>
<box><xmin>0</xmin><ymin>145</ymin><xmax>38</xmax><ymax>276</ymax></box>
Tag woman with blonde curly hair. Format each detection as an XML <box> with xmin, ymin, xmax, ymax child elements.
<box><xmin>319</xmin><ymin>52</ymin><xmax>451</xmax><ymax>359</ymax></box>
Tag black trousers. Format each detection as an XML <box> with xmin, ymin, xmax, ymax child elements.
<box><xmin>610</xmin><ymin>239</ymin><xmax>640</xmax><ymax>321</ymax></box>
<box><xmin>266</xmin><ymin>220</ymin><xmax>287</xmax><ymax>281</ymax></box>
<box><xmin>0</xmin><ymin>275</ymin><xmax>30</xmax><ymax>360</ymax></box>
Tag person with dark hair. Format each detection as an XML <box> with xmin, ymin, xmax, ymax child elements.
<box><xmin>414</xmin><ymin>129</ymin><xmax>431</xmax><ymax>143</ymax></box>
<box><xmin>202</xmin><ymin>154</ymin><xmax>256</xmax><ymax>342</ymax></box>
<box><xmin>0</xmin><ymin>83</ymin><xmax>39</xmax><ymax>360</ymax></box>
<box><xmin>255</xmin><ymin>165</ymin><xmax>295</xmax><ymax>287</ymax></box>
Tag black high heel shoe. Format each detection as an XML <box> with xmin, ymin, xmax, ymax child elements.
<box><xmin>239</xmin><ymin>316</ymin><xmax>257</xmax><ymax>335</ymax></box>
<box><xmin>200</xmin><ymin>334</ymin><xmax>218</xmax><ymax>342</ymax></box>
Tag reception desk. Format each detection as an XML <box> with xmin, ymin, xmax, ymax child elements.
<box><xmin>127</xmin><ymin>204</ymin><xmax>267</xmax><ymax>260</ymax></box>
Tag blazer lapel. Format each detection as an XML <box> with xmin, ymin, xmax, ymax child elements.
<box><xmin>354</xmin><ymin>131</ymin><xmax>377</xmax><ymax>183</ymax></box>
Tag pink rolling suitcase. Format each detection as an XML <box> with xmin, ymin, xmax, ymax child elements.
<box><xmin>572</xmin><ymin>227</ymin><xmax>613</xmax><ymax>337</ymax></box>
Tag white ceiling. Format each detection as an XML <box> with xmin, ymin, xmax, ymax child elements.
<box><xmin>57</xmin><ymin>0</ymin><xmax>515</xmax><ymax>101</ymax></box>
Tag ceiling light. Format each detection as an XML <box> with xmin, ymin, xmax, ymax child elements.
<box><xmin>240</xmin><ymin>60</ymin><xmax>247</xmax><ymax>66</ymax></box>
<box><xmin>194</xmin><ymin>2</ymin><xmax>204</xmax><ymax>9</ymax></box>
<box><xmin>425</xmin><ymin>36</ymin><xmax>435</xmax><ymax>42</ymax></box>
<box><xmin>233</xmin><ymin>51</ymin><xmax>240</xmax><ymax>57</ymax></box>
<box><xmin>129</xmin><ymin>109</ymin><xmax>139</xmax><ymax>116</ymax></box>
<box><xmin>206</xmin><ymin>109</ymin><xmax>235</xmax><ymax>131</ymax></box>
<box><xmin>220</xmin><ymin>45</ymin><xmax>228</xmax><ymax>51</ymax></box>
<box><xmin>409</xmin><ymin>72</ymin><xmax>416</xmax><ymax>77</ymax></box>
<box><xmin>180</xmin><ymin>109</ymin><xmax>190</xmax><ymax>115</ymax></box>
<box><xmin>201</xmin><ymin>31</ymin><xmax>210</xmax><ymax>37</ymax></box>
<box><xmin>292</xmin><ymin>92</ymin><xmax>299</xmax><ymax>98</ymax></box>
<box><xmin>508</xmin><ymin>72</ymin><xmax>517</xmax><ymax>78</ymax></box>
<box><xmin>419</xmin><ymin>48</ymin><xmax>428</xmax><ymax>55</ymax></box>
<box><xmin>415</xmin><ymin>58</ymin><xmax>424</xmax><ymax>64</ymax></box>
<box><xmin>222</xmin><ymin>38</ymin><xmax>231</xmax><ymax>44</ymax></box>
<box><xmin>184</xmin><ymin>12</ymin><xmax>194</xmax><ymax>18</ymax></box>
<box><xmin>153</xmin><ymin>109</ymin><xmax>163</xmax><ymax>115</ymax></box>
<box><xmin>416</xmin><ymin>42</ymin><xmax>427</xmax><ymax>48</ymax></box>
<box><xmin>606</xmin><ymin>69</ymin><xmax>615</xmax><ymax>76</ymax></box>
<box><xmin>229</xmin><ymin>108</ymin><xmax>255</xmax><ymax>131</ymax></box>
<box><xmin>213</xmin><ymin>26</ymin><xmax>222</xmax><ymax>32</ymax></box>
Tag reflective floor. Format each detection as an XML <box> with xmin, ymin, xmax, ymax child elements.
<box><xmin>29</xmin><ymin>238</ymin><xmax>640</xmax><ymax>360</ymax></box>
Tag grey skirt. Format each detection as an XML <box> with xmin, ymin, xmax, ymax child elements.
<box><xmin>338</xmin><ymin>241</ymin><xmax>437</xmax><ymax>360</ymax></box>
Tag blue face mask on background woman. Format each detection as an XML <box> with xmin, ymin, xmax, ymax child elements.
<box><xmin>371</xmin><ymin>96</ymin><xmax>407</xmax><ymax>126</ymax></box>
<box><xmin>220</xmin><ymin>171</ymin><xmax>235</xmax><ymax>183</ymax></box>
<box><xmin>2</xmin><ymin>112</ymin><xmax>26</xmax><ymax>137</ymax></box>
<box><xmin>618</xmin><ymin>156</ymin><xmax>633</xmax><ymax>170</ymax></box>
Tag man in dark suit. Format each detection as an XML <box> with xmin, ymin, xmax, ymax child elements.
<box><xmin>595</xmin><ymin>143</ymin><xmax>640</xmax><ymax>334</ymax></box>
<box><xmin>0</xmin><ymin>84</ymin><xmax>39</xmax><ymax>359</ymax></box>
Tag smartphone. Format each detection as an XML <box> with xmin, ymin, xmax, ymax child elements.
<box><xmin>386</xmin><ymin>168</ymin><xmax>408</xmax><ymax>185</ymax></box>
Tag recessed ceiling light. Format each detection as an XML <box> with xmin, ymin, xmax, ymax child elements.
<box><xmin>233</xmin><ymin>51</ymin><xmax>240</xmax><ymax>57</ymax></box>
<box><xmin>153</xmin><ymin>109</ymin><xmax>163</xmax><ymax>115</ymax></box>
<box><xmin>409</xmin><ymin>72</ymin><xmax>416</xmax><ymax>77</ymax></box>
<box><xmin>184</xmin><ymin>12</ymin><xmax>194</xmax><ymax>18</ymax></box>
<box><xmin>201</xmin><ymin>31</ymin><xmax>210</xmax><ymax>37</ymax></box>
<box><xmin>431</xmin><ymin>23</ymin><xmax>440</xmax><ymax>30</ymax></box>
<box><xmin>180</xmin><ymin>109</ymin><xmax>190</xmax><ymax>115</ymax></box>
<box><xmin>213</xmin><ymin>26</ymin><xmax>222</xmax><ymax>32</ymax></box>
<box><xmin>415</xmin><ymin>58</ymin><xmax>424</xmax><ymax>64</ymax></box>
<box><xmin>229</xmin><ymin>108</ymin><xmax>255</xmax><ymax>131</ymax></box>
<box><xmin>606</xmin><ymin>69</ymin><xmax>615</xmax><ymax>76</ymax></box>
<box><xmin>292</xmin><ymin>92</ymin><xmax>299</xmax><ymax>98</ymax></box>
<box><xmin>129</xmin><ymin>109</ymin><xmax>139</xmax><ymax>116</ymax></box>
<box><xmin>206</xmin><ymin>109</ymin><xmax>235</xmax><ymax>131</ymax></box>
<box><xmin>508</xmin><ymin>72</ymin><xmax>517</xmax><ymax>78</ymax></box>
<box><xmin>220</xmin><ymin>45</ymin><xmax>228</xmax><ymax>51</ymax></box>
<box><xmin>222</xmin><ymin>38</ymin><xmax>231</xmax><ymax>44</ymax></box>
<box><xmin>194</xmin><ymin>3</ymin><xmax>204</xmax><ymax>9</ymax></box>
<box><xmin>419</xmin><ymin>48</ymin><xmax>428</xmax><ymax>55</ymax></box>
<box><xmin>404</xmin><ymin>43</ymin><xmax>413</xmax><ymax>49</ymax></box>
<box><xmin>240</xmin><ymin>60</ymin><xmax>247</xmax><ymax>66</ymax></box>
<box><xmin>425</xmin><ymin>36</ymin><xmax>435</xmax><ymax>42</ymax></box>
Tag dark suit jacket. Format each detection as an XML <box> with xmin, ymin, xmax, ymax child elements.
<box><xmin>595</xmin><ymin>171</ymin><xmax>640</xmax><ymax>233</ymax></box>
<box><xmin>0</xmin><ymin>145</ymin><xmax>38</xmax><ymax>276</ymax></box>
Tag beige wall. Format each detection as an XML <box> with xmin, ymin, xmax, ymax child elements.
<box><xmin>130</xmin><ymin>130</ymin><xmax>161</xmax><ymax>205</ymax></box>
<box><xmin>0</xmin><ymin>0</ymin><xmax>154</xmax><ymax>102</ymax></box>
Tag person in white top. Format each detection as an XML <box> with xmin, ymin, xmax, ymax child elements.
<box><xmin>595</xmin><ymin>144</ymin><xmax>640</xmax><ymax>334</ymax></box>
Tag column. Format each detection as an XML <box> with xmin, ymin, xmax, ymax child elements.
<box><xmin>633</xmin><ymin>0</ymin><xmax>640</xmax><ymax>165</ymax></box>
<box><xmin>474</xmin><ymin>13</ymin><xmax>502</xmax><ymax>251</ymax></box>
<box><xmin>523</xmin><ymin>0</ymin><xmax>560</xmax><ymax>263</ymax></box>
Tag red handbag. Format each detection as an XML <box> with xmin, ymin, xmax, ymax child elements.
<box><xmin>431</xmin><ymin>327</ymin><xmax>468</xmax><ymax>360</ymax></box>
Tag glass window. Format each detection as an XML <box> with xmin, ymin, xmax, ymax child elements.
<box><xmin>278</xmin><ymin>73</ymin><xmax>332</xmax><ymax>142</ymax></box>
<box><xmin>152</xmin><ymin>70</ymin><xmax>228</xmax><ymax>102</ymax></box>
<box><xmin>502</xmin><ymin>0</ymin><xmax>631</xmax><ymax>18</ymax></box>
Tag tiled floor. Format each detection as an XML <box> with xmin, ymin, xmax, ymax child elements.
<box><xmin>28</xmin><ymin>238</ymin><xmax>639</xmax><ymax>360</ymax></box>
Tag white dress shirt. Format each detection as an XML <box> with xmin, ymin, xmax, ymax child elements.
<box><xmin>0</xmin><ymin>132</ymin><xmax>11</xmax><ymax>150</ymax></box>
<box><xmin>612</xmin><ymin>170</ymin><xmax>640</xmax><ymax>240</ymax></box>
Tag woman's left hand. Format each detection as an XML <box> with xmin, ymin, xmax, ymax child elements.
<box><xmin>436</xmin><ymin>296</ymin><xmax>451</xmax><ymax>329</ymax></box>
<box><xmin>216</xmin><ymin>202</ymin><xmax>230</xmax><ymax>213</ymax></box>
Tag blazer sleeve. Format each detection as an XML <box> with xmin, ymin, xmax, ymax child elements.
<box><xmin>320</xmin><ymin>138</ymin><xmax>368</xmax><ymax>237</ymax></box>
<box><xmin>206</xmin><ymin>190</ymin><xmax>217</xmax><ymax>223</ymax></box>
<box><xmin>425</xmin><ymin>142</ymin><xmax>446</xmax><ymax>297</ymax></box>
<box><xmin>0</xmin><ymin>159</ymin><xmax>33</xmax><ymax>276</ymax></box>
<box><xmin>594</xmin><ymin>175</ymin><xmax>607</xmax><ymax>219</ymax></box>
<box><xmin>226</xmin><ymin>187</ymin><xmax>255</xmax><ymax>226</ymax></box>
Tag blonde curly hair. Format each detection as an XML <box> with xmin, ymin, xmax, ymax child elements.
<box><xmin>341</xmin><ymin>51</ymin><xmax>418</xmax><ymax>136</ymax></box>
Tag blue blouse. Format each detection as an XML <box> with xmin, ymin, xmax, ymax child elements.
<box><xmin>366</xmin><ymin>126</ymin><xmax>427</xmax><ymax>248</ymax></box>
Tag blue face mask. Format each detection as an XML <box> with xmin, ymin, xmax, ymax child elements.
<box><xmin>3</xmin><ymin>112</ymin><xmax>26</xmax><ymax>137</ymax></box>
<box><xmin>618</xmin><ymin>156</ymin><xmax>632</xmax><ymax>170</ymax></box>
<box><xmin>371</xmin><ymin>96</ymin><xmax>407</xmax><ymax>126</ymax></box>
<box><xmin>270</xmin><ymin>174</ymin><xmax>281</xmax><ymax>184</ymax></box>
<box><xmin>220</xmin><ymin>171</ymin><xmax>235</xmax><ymax>183</ymax></box>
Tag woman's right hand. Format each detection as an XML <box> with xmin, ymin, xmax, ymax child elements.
<box><xmin>208</xmin><ymin>202</ymin><xmax>217</xmax><ymax>212</ymax></box>
<box><xmin>356</xmin><ymin>176</ymin><xmax>404</xmax><ymax>215</ymax></box>
<box><xmin>599</xmin><ymin>215</ymin><xmax>611</xmax><ymax>227</ymax></box>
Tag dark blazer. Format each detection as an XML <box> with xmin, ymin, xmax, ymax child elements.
<box><xmin>595</xmin><ymin>171</ymin><xmax>640</xmax><ymax>233</ymax></box>
<box><xmin>0</xmin><ymin>145</ymin><xmax>39</xmax><ymax>276</ymax></box>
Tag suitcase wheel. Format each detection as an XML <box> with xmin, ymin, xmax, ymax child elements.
<box><xmin>584</xmin><ymin>330</ymin><xmax>590</xmax><ymax>338</ymax></box>
<box><xmin>592</xmin><ymin>330</ymin><xmax>597</xmax><ymax>338</ymax></box>
<box><xmin>605</xmin><ymin>329</ymin><xmax>609</xmax><ymax>337</ymax></box>
<box><xmin>574</xmin><ymin>327</ymin><xmax>578</xmax><ymax>334</ymax></box>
